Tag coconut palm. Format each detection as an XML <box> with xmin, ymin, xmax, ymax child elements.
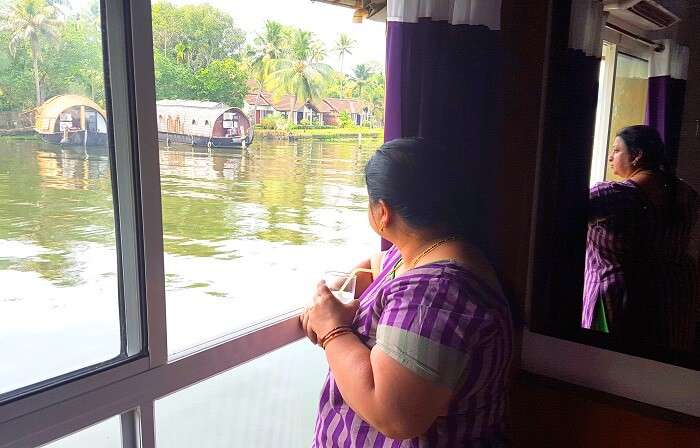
<box><xmin>253</xmin><ymin>20</ymin><xmax>288</xmax><ymax>61</ymax></box>
<box><xmin>351</xmin><ymin>63</ymin><xmax>374</xmax><ymax>97</ymax></box>
<box><xmin>1</xmin><ymin>0</ymin><xmax>60</xmax><ymax>106</ymax></box>
<box><xmin>333</xmin><ymin>33</ymin><xmax>355</xmax><ymax>74</ymax></box>
<box><xmin>268</xmin><ymin>30</ymin><xmax>332</xmax><ymax>123</ymax></box>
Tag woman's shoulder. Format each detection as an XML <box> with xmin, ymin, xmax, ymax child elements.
<box><xmin>591</xmin><ymin>180</ymin><xmax>638</xmax><ymax>196</ymax></box>
<box><xmin>383</xmin><ymin>263</ymin><xmax>509</xmax><ymax>314</ymax></box>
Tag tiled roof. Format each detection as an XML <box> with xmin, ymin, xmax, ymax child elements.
<box><xmin>323</xmin><ymin>98</ymin><xmax>369</xmax><ymax>114</ymax></box>
<box><xmin>244</xmin><ymin>85</ymin><xmax>368</xmax><ymax>115</ymax></box>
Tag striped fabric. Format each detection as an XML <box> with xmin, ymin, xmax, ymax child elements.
<box><xmin>313</xmin><ymin>246</ymin><xmax>513</xmax><ymax>447</ymax></box>
<box><xmin>582</xmin><ymin>179</ymin><xmax>699</xmax><ymax>350</ymax></box>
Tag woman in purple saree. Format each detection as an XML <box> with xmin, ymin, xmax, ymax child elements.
<box><xmin>582</xmin><ymin>125</ymin><xmax>699</xmax><ymax>352</ymax></box>
<box><xmin>300</xmin><ymin>138</ymin><xmax>513</xmax><ymax>447</ymax></box>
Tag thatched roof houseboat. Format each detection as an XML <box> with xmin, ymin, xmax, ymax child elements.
<box><xmin>34</xmin><ymin>95</ymin><xmax>108</xmax><ymax>147</ymax></box>
<box><xmin>156</xmin><ymin>100</ymin><xmax>253</xmax><ymax>148</ymax></box>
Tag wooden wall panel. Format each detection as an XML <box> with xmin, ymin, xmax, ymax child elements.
<box><xmin>510</xmin><ymin>372</ymin><xmax>700</xmax><ymax>448</ymax></box>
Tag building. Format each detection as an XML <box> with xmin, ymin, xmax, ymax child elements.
<box><xmin>243</xmin><ymin>84</ymin><xmax>371</xmax><ymax>126</ymax></box>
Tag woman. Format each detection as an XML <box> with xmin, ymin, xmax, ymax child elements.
<box><xmin>582</xmin><ymin>125</ymin><xmax>698</xmax><ymax>351</ymax></box>
<box><xmin>300</xmin><ymin>138</ymin><xmax>513</xmax><ymax>447</ymax></box>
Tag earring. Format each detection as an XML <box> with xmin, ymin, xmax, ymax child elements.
<box><xmin>379</xmin><ymin>224</ymin><xmax>384</xmax><ymax>233</ymax></box>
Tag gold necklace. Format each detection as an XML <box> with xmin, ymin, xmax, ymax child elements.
<box><xmin>390</xmin><ymin>236</ymin><xmax>457</xmax><ymax>278</ymax></box>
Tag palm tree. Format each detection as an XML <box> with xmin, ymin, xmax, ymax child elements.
<box><xmin>1</xmin><ymin>0</ymin><xmax>60</xmax><ymax>106</ymax></box>
<box><xmin>253</xmin><ymin>20</ymin><xmax>288</xmax><ymax>60</ymax></box>
<box><xmin>268</xmin><ymin>30</ymin><xmax>332</xmax><ymax>123</ymax></box>
<box><xmin>333</xmin><ymin>33</ymin><xmax>355</xmax><ymax>74</ymax></box>
<box><xmin>351</xmin><ymin>63</ymin><xmax>373</xmax><ymax>98</ymax></box>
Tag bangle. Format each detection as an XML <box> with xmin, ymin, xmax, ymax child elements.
<box><xmin>322</xmin><ymin>329</ymin><xmax>354</xmax><ymax>349</ymax></box>
<box><xmin>319</xmin><ymin>325</ymin><xmax>352</xmax><ymax>346</ymax></box>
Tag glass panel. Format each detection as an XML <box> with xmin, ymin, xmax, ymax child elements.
<box><xmin>0</xmin><ymin>1</ymin><xmax>122</xmax><ymax>397</ymax></box>
<box><xmin>150</xmin><ymin>0</ymin><xmax>386</xmax><ymax>353</ymax></box>
<box><xmin>40</xmin><ymin>415</ymin><xmax>121</xmax><ymax>448</ymax></box>
<box><xmin>155</xmin><ymin>340</ymin><xmax>327</xmax><ymax>447</ymax></box>
<box><xmin>604</xmin><ymin>52</ymin><xmax>649</xmax><ymax>181</ymax></box>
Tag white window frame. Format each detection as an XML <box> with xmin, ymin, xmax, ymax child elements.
<box><xmin>0</xmin><ymin>1</ymin><xmax>306</xmax><ymax>447</ymax></box>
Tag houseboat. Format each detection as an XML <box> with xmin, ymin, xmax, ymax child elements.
<box><xmin>34</xmin><ymin>95</ymin><xmax>108</xmax><ymax>147</ymax></box>
<box><xmin>156</xmin><ymin>100</ymin><xmax>253</xmax><ymax>148</ymax></box>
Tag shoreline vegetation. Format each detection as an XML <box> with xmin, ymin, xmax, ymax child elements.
<box><xmin>256</xmin><ymin>127</ymin><xmax>383</xmax><ymax>140</ymax></box>
<box><xmin>1</xmin><ymin>1</ymin><xmax>386</xmax><ymax>132</ymax></box>
<box><xmin>0</xmin><ymin>130</ymin><xmax>384</xmax><ymax>144</ymax></box>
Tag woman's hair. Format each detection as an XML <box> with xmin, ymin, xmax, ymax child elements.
<box><xmin>364</xmin><ymin>137</ymin><xmax>471</xmax><ymax>236</ymax></box>
<box><xmin>616</xmin><ymin>125</ymin><xmax>668</xmax><ymax>173</ymax></box>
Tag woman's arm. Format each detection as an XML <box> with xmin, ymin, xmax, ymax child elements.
<box><xmin>324</xmin><ymin>334</ymin><xmax>451</xmax><ymax>439</ymax></box>
<box><xmin>302</xmin><ymin>283</ymin><xmax>451</xmax><ymax>439</ymax></box>
<box><xmin>353</xmin><ymin>251</ymin><xmax>385</xmax><ymax>298</ymax></box>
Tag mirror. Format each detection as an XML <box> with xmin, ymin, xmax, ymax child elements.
<box><xmin>532</xmin><ymin>0</ymin><xmax>700</xmax><ymax>369</ymax></box>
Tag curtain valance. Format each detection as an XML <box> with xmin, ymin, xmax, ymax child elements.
<box><xmin>386</xmin><ymin>0</ymin><xmax>501</xmax><ymax>28</ymax></box>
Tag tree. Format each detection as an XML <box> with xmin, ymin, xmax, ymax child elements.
<box><xmin>43</xmin><ymin>16</ymin><xmax>104</xmax><ymax>104</ymax></box>
<box><xmin>151</xmin><ymin>2</ymin><xmax>246</xmax><ymax>71</ymax></box>
<box><xmin>333</xmin><ymin>33</ymin><xmax>355</xmax><ymax>74</ymax></box>
<box><xmin>253</xmin><ymin>20</ymin><xmax>289</xmax><ymax>60</ymax></box>
<box><xmin>351</xmin><ymin>63</ymin><xmax>374</xmax><ymax>98</ymax></box>
<box><xmin>153</xmin><ymin>48</ymin><xmax>197</xmax><ymax>100</ymax></box>
<box><xmin>1</xmin><ymin>0</ymin><xmax>60</xmax><ymax>106</ymax></box>
<box><xmin>267</xmin><ymin>30</ymin><xmax>332</xmax><ymax>123</ymax></box>
<box><xmin>194</xmin><ymin>58</ymin><xmax>247</xmax><ymax>107</ymax></box>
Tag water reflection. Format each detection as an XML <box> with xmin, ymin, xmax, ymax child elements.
<box><xmin>0</xmin><ymin>137</ymin><xmax>381</xmax><ymax>360</ymax></box>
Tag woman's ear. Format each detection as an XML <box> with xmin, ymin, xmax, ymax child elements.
<box><xmin>633</xmin><ymin>150</ymin><xmax>645</xmax><ymax>167</ymax></box>
<box><xmin>377</xmin><ymin>199</ymin><xmax>391</xmax><ymax>229</ymax></box>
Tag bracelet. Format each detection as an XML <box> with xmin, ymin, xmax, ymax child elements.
<box><xmin>319</xmin><ymin>325</ymin><xmax>352</xmax><ymax>346</ymax></box>
<box><xmin>322</xmin><ymin>329</ymin><xmax>354</xmax><ymax>349</ymax></box>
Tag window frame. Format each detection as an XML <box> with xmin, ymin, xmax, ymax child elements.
<box><xmin>0</xmin><ymin>1</ymin><xmax>308</xmax><ymax>447</ymax></box>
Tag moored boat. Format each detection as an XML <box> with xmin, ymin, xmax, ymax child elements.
<box><xmin>156</xmin><ymin>100</ymin><xmax>254</xmax><ymax>148</ymax></box>
<box><xmin>34</xmin><ymin>95</ymin><xmax>108</xmax><ymax>147</ymax></box>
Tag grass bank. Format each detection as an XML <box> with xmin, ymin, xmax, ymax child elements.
<box><xmin>255</xmin><ymin>127</ymin><xmax>384</xmax><ymax>141</ymax></box>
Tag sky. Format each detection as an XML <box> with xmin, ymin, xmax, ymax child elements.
<box><xmin>174</xmin><ymin>0</ymin><xmax>387</xmax><ymax>73</ymax></box>
<box><xmin>69</xmin><ymin>0</ymin><xmax>387</xmax><ymax>74</ymax></box>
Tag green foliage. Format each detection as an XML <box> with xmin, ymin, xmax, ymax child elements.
<box><xmin>43</xmin><ymin>18</ymin><xmax>105</xmax><ymax>105</ymax></box>
<box><xmin>153</xmin><ymin>48</ymin><xmax>197</xmax><ymax>100</ymax></box>
<box><xmin>2</xmin><ymin>0</ymin><xmax>60</xmax><ymax>106</ymax></box>
<box><xmin>151</xmin><ymin>1</ymin><xmax>245</xmax><ymax>71</ymax></box>
<box><xmin>259</xmin><ymin>115</ymin><xmax>278</xmax><ymax>129</ymax></box>
<box><xmin>0</xmin><ymin>0</ymin><xmax>386</xmax><ymax>127</ymax></box>
<box><xmin>338</xmin><ymin>111</ymin><xmax>354</xmax><ymax>128</ymax></box>
<box><xmin>193</xmin><ymin>58</ymin><xmax>247</xmax><ymax>106</ymax></box>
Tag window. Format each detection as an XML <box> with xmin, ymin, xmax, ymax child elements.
<box><xmin>0</xmin><ymin>0</ymin><xmax>142</xmax><ymax>402</ymax></box>
<box><xmin>155</xmin><ymin>341</ymin><xmax>326</xmax><ymax>447</ymax></box>
<box><xmin>151</xmin><ymin>0</ymin><xmax>385</xmax><ymax>355</ymax></box>
<box><xmin>0</xmin><ymin>0</ymin><xmax>387</xmax><ymax>446</ymax></box>
<box><xmin>41</xmin><ymin>416</ymin><xmax>121</xmax><ymax>448</ymax></box>
<box><xmin>591</xmin><ymin>43</ymin><xmax>651</xmax><ymax>185</ymax></box>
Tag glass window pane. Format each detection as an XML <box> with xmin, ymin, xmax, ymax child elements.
<box><xmin>40</xmin><ymin>416</ymin><xmax>122</xmax><ymax>448</ymax></box>
<box><xmin>0</xmin><ymin>1</ymin><xmax>122</xmax><ymax>397</ymax></box>
<box><xmin>150</xmin><ymin>0</ymin><xmax>386</xmax><ymax>353</ymax></box>
<box><xmin>155</xmin><ymin>340</ymin><xmax>327</xmax><ymax>447</ymax></box>
<box><xmin>605</xmin><ymin>52</ymin><xmax>649</xmax><ymax>181</ymax></box>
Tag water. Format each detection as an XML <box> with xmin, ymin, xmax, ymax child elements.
<box><xmin>0</xmin><ymin>136</ymin><xmax>381</xmax><ymax>445</ymax></box>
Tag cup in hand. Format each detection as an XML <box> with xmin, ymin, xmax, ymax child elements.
<box><xmin>323</xmin><ymin>271</ymin><xmax>356</xmax><ymax>304</ymax></box>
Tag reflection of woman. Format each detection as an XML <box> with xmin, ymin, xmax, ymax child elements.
<box><xmin>582</xmin><ymin>125</ymin><xmax>699</xmax><ymax>351</ymax></box>
<box><xmin>300</xmin><ymin>138</ymin><xmax>513</xmax><ymax>446</ymax></box>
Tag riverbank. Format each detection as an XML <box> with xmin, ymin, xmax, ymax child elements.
<box><xmin>255</xmin><ymin>127</ymin><xmax>384</xmax><ymax>141</ymax></box>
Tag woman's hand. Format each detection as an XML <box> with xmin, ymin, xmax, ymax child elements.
<box><xmin>300</xmin><ymin>281</ymin><xmax>360</xmax><ymax>345</ymax></box>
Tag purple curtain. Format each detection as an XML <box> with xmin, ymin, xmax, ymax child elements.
<box><xmin>646</xmin><ymin>76</ymin><xmax>687</xmax><ymax>173</ymax></box>
<box><xmin>383</xmin><ymin>19</ymin><xmax>503</xmax><ymax>250</ymax></box>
